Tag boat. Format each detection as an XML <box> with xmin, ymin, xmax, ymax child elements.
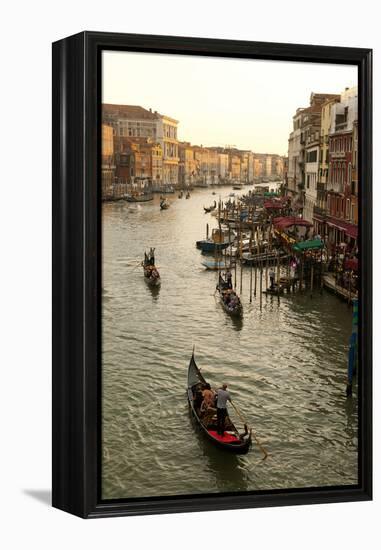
<box><xmin>186</xmin><ymin>192</ymin><xmax>191</xmax><ymax>199</ymax></box>
<box><xmin>201</xmin><ymin>258</ymin><xmax>225</xmax><ymax>270</ymax></box>
<box><xmin>178</xmin><ymin>191</ymin><xmax>183</xmax><ymax>199</ymax></box>
<box><xmin>196</xmin><ymin>227</ymin><xmax>232</xmax><ymax>253</ymax></box>
<box><xmin>126</xmin><ymin>192</ymin><xmax>154</xmax><ymax>203</ymax></box>
<box><xmin>187</xmin><ymin>352</ymin><xmax>251</xmax><ymax>454</ymax></box>
<box><xmin>203</xmin><ymin>200</ymin><xmax>217</xmax><ymax>213</ymax></box>
<box><xmin>160</xmin><ymin>198</ymin><xmax>170</xmax><ymax>210</ymax></box>
<box><xmin>142</xmin><ymin>248</ymin><xmax>161</xmax><ymax>286</ymax></box>
<box><xmin>216</xmin><ymin>274</ymin><xmax>243</xmax><ymax>317</ymax></box>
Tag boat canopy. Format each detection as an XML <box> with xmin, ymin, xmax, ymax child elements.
<box><xmin>293</xmin><ymin>239</ymin><xmax>324</xmax><ymax>252</ymax></box>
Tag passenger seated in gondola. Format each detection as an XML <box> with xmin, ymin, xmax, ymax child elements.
<box><xmin>200</xmin><ymin>384</ymin><xmax>216</xmax><ymax>425</ymax></box>
<box><xmin>193</xmin><ymin>386</ymin><xmax>204</xmax><ymax>410</ymax></box>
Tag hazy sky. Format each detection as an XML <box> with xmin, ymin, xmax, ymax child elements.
<box><xmin>102</xmin><ymin>51</ymin><xmax>357</xmax><ymax>155</ymax></box>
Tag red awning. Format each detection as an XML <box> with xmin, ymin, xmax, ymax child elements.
<box><xmin>326</xmin><ymin>217</ymin><xmax>358</xmax><ymax>239</ymax></box>
<box><xmin>273</xmin><ymin>216</ymin><xmax>312</xmax><ymax>230</ymax></box>
<box><xmin>264</xmin><ymin>200</ymin><xmax>285</xmax><ymax>209</ymax></box>
<box><xmin>344</xmin><ymin>258</ymin><xmax>358</xmax><ymax>271</ymax></box>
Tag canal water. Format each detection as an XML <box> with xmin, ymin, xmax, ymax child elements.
<box><xmin>102</xmin><ymin>186</ymin><xmax>358</xmax><ymax>500</ymax></box>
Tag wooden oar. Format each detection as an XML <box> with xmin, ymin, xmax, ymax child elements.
<box><xmin>231</xmin><ymin>401</ymin><xmax>268</xmax><ymax>460</ymax></box>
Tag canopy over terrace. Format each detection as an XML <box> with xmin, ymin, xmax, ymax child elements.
<box><xmin>273</xmin><ymin>216</ymin><xmax>312</xmax><ymax>230</ymax></box>
<box><xmin>263</xmin><ymin>198</ymin><xmax>289</xmax><ymax>210</ymax></box>
<box><xmin>326</xmin><ymin>217</ymin><xmax>358</xmax><ymax>240</ymax></box>
<box><xmin>293</xmin><ymin>239</ymin><xmax>324</xmax><ymax>252</ymax></box>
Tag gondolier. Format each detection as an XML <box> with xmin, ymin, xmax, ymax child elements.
<box><xmin>216</xmin><ymin>383</ymin><xmax>231</xmax><ymax>436</ymax></box>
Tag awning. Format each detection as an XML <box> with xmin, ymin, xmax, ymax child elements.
<box><xmin>293</xmin><ymin>239</ymin><xmax>324</xmax><ymax>252</ymax></box>
<box><xmin>264</xmin><ymin>200</ymin><xmax>285</xmax><ymax>209</ymax></box>
<box><xmin>344</xmin><ymin>258</ymin><xmax>359</xmax><ymax>271</ymax></box>
<box><xmin>273</xmin><ymin>216</ymin><xmax>312</xmax><ymax>230</ymax></box>
<box><xmin>326</xmin><ymin>217</ymin><xmax>358</xmax><ymax>239</ymax></box>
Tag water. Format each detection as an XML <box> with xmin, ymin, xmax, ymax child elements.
<box><xmin>102</xmin><ymin>187</ymin><xmax>358</xmax><ymax>500</ymax></box>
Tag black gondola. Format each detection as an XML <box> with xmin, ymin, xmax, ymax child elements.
<box><xmin>142</xmin><ymin>248</ymin><xmax>161</xmax><ymax>286</ymax></box>
<box><xmin>203</xmin><ymin>200</ymin><xmax>217</xmax><ymax>213</ymax></box>
<box><xmin>216</xmin><ymin>274</ymin><xmax>243</xmax><ymax>317</ymax></box>
<box><xmin>160</xmin><ymin>199</ymin><xmax>170</xmax><ymax>210</ymax></box>
<box><xmin>187</xmin><ymin>352</ymin><xmax>251</xmax><ymax>454</ymax></box>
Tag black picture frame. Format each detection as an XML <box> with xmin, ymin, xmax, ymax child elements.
<box><xmin>52</xmin><ymin>31</ymin><xmax>372</xmax><ymax>518</ymax></box>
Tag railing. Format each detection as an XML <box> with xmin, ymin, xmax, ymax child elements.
<box><xmin>313</xmin><ymin>205</ymin><xmax>327</xmax><ymax>217</ymax></box>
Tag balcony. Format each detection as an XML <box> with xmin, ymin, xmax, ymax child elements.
<box><xmin>313</xmin><ymin>205</ymin><xmax>327</xmax><ymax>218</ymax></box>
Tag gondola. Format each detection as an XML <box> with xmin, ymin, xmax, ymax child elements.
<box><xmin>216</xmin><ymin>274</ymin><xmax>243</xmax><ymax>317</ymax></box>
<box><xmin>185</xmin><ymin>192</ymin><xmax>191</xmax><ymax>199</ymax></box>
<box><xmin>160</xmin><ymin>199</ymin><xmax>170</xmax><ymax>210</ymax></box>
<box><xmin>178</xmin><ymin>191</ymin><xmax>183</xmax><ymax>199</ymax></box>
<box><xmin>142</xmin><ymin>249</ymin><xmax>161</xmax><ymax>286</ymax></box>
<box><xmin>203</xmin><ymin>200</ymin><xmax>217</xmax><ymax>213</ymax></box>
<box><xmin>187</xmin><ymin>352</ymin><xmax>251</xmax><ymax>454</ymax></box>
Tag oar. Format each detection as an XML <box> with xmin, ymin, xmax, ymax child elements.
<box><xmin>231</xmin><ymin>401</ymin><xmax>268</xmax><ymax>460</ymax></box>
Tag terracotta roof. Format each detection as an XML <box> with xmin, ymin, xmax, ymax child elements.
<box><xmin>103</xmin><ymin>104</ymin><xmax>161</xmax><ymax>120</ymax></box>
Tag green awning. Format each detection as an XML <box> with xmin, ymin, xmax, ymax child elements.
<box><xmin>264</xmin><ymin>191</ymin><xmax>280</xmax><ymax>197</ymax></box>
<box><xmin>293</xmin><ymin>239</ymin><xmax>324</xmax><ymax>252</ymax></box>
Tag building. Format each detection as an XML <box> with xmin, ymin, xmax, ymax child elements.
<box><xmin>287</xmin><ymin>93</ymin><xmax>341</xmax><ymax>216</ymax></box>
<box><xmin>228</xmin><ymin>152</ymin><xmax>241</xmax><ymax>181</ymax></box>
<box><xmin>103</xmin><ymin>104</ymin><xmax>179</xmax><ymax>187</ymax></box>
<box><xmin>113</xmin><ymin>136</ymin><xmax>163</xmax><ymax>188</ymax></box>
<box><xmin>217</xmin><ymin>152</ymin><xmax>229</xmax><ymax>181</ymax></box>
<box><xmin>326</xmin><ymin>87</ymin><xmax>358</xmax><ymax>250</ymax></box>
<box><xmin>102</xmin><ymin>124</ymin><xmax>115</xmax><ymax>199</ymax></box>
<box><xmin>313</xmin><ymin>97</ymin><xmax>340</xmax><ymax>235</ymax></box>
<box><xmin>287</xmin><ymin>109</ymin><xmax>304</xmax><ymax>197</ymax></box>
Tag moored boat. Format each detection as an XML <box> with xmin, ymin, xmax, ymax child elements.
<box><xmin>187</xmin><ymin>352</ymin><xmax>251</xmax><ymax>454</ymax></box>
<box><xmin>186</xmin><ymin>192</ymin><xmax>191</xmax><ymax>199</ymax></box>
<box><xmin>203</xmin><ymin>200</ymin><xmax>217</xmax><ymax>213</ymax></box>
<box><xmin>196</xmin><ymin>227</ymin><xmax>232</xmax><ymax>253</ymax></box>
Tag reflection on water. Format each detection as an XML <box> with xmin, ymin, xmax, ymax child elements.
<box><xmin>102</xmin><ymin>187</ymin><xmax>358</xmax><ymax>499</ymax></box>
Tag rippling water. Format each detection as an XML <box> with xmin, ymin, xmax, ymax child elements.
<box><xmin>102</xmin><ymin>186</ymin><xmax>358</xmax><ymax>499</ymax></box>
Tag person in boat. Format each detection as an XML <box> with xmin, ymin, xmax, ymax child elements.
<box><xmin>149</xmin><ymin>247</ymin><xmax>155</xmax><ymax>265</ymax></box>
<box><xmin>201</xmin><ymin>383</ymin><xmax>215</xmax><ymax>409</ymax></box>
<box><xmin>225</xmin><ymin>269</ymin><xmax>233</xmax><ymax>289</ymax></box>
<box><xmin>200</xmin><ymin>383</ymin><xmax>216</xmax><ymax>425</ymax></box>
<box><xmin>193</xmin><ymin>385</ymin><xmax>204</xmax><ymax>410</ymax></box>
<box><xmin>216</xmin><ymin>383</ymin><xmax>231</xmax><ymax>436</ymax></box>
<box><xmin>269</xmin><ymin>267</ymin><xmax>275</xmax><ymax>290</ymax></box>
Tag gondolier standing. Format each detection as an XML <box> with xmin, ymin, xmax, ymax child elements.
<box><xmin>216</xmin><ymin>383</ymin><xmax>231</xmax><ymax>436</ymax></box>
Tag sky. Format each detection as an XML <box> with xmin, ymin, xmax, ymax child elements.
<box><xmin>102</xmin><ymin>51</ymin><xmax>357</xmax><ymax>156</ymax></box>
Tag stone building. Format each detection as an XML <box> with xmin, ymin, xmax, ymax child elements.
<box><xmin>103</xmin><ymin>104</ymin><xmax>178</xmax><ymax>187</ymax></box>
<box><xmin>101</xmin><ymin>124</ymin><xmax>115</xmax><ymax>199</ymax></box>
<box><xmin>325</xmin><ymin>87</ymin><xmax>358</xmax><ymax>250</ymax></box>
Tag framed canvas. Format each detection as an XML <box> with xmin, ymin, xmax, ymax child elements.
<box><xmin>52</xmin><ymin>32</ymin><xmax>372</xmax><ymax>518</ymax></box>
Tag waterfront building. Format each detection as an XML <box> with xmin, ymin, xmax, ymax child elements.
<box><xmin>178</xmin><ymin>142</ymin><xmax>198</xmax><ymax>187</ymax></box>
<box><xmin>103</xmin><ymin>104</ymin><xmax>179</xmax><ymax>187</ymax></box>
<box><xmin>228</xmin><ymin>151</ymin><xmax>241</xmax><ymax>182</ymax></box>
<box><xmin>326</xmin><ymin>87</ymin><xmax>358</xmax><ymax>251</ymax></box>
<box><xmin>217</xmin><ymin>152</ymin><xmax>229</xmax><ymax>182</ymax></box>
<box><xmin>287</xmin><ymin>93</ymin><xmax>341</xmax><ymax>216</ymax></box>
<box><xmin>287</xmin><ymin>109</ymin><xmax>304</xmax><ymax>199</ymax></box>
<box><xmin>313</xmin><ymin>97</ymin><xmax>340</xmax><ymax>235</ymax></box>
<box><xmin>253</xmin><ymin>155</ymin><xmax>265</xmax><ymax>178</ymax></box>
<box><xmin>102</xmin><ymin>124</ymin><xmax>116</xmax><ymax>199</ymax></box>
<box><xmin>264</xmin><ymin>155</ymin><xmax>272</xmax><ymax>177</ymax></box>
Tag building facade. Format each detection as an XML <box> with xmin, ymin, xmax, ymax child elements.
<box><xmin>103</xmin><ymin>104</ymin><xmax>178</xmax><ymax>187</ymax></box>
<box><xmin>102</xmin><ymin>124</ymin><xmax>116</xmax><ymax>198</ymax></box>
